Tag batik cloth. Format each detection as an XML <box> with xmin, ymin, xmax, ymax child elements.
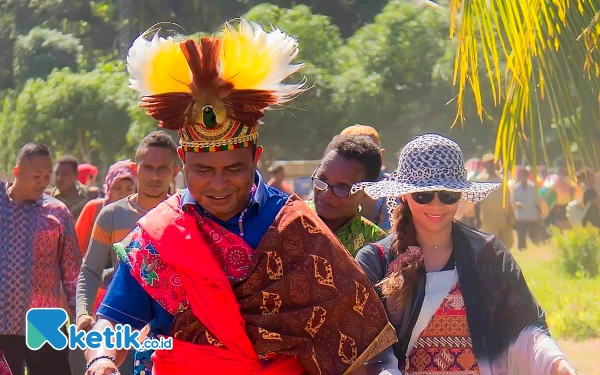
<box><xmin>0</xmin><ymin>181</ymin><xmax>81</xmax><ymax>336</ymax></box>
<box><xmin>114</xmin><ymin>194</ymin><xmax>396</xmax><ymax>374</ymax></box>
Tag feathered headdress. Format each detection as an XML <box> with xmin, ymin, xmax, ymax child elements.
<box><xmin>126</xmin><ymin>19</ymin><xmax>306</xmax><ymax>152</ymax></box>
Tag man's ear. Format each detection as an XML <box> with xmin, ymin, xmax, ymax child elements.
<box><xmin>13</xmin><ymin>166</ymin><xmax>19</xmax><ymax>179</ymax></box>
<box><xmin>172</xmin><ymin>165</ymin><xmax>181</xmax><ymax>178</ymax></box>
<box><xmin>380</xmin><ymin>148</ymin><xmax>386</xmax><ymax>163</ymax></box>
<box><xmin>254</xmin><ymin>145</ymin><xmax>263</xmax><ymax>165</ymax></box>
<box><xmin>177</xmin><ymin>147</ymin><xmax>185</xmax><ymax>164</ymax></box>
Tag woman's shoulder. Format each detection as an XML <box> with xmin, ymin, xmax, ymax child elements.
<box><xmin>355</xmin><ymin>234</ymin><xmax>396</xmax><ymax>269</ymax></box>
<box><xmin>453</xmin><ymin>221</ymin><xmax>516</xmax><ymax>268</ymax></box>
<box><xmin>355</xmin><ymin>235</ymin><xmax>396</xmax><ymax>285</ymax></box>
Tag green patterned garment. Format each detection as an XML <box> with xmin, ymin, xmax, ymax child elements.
<box><xmin>306</xmin><ymin>200</ymin><xmax>387</xmax><ymax>257</ymax></box>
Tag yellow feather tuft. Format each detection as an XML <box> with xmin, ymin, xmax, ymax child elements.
<box><xmin>127</xmin><ymin>33</ymin><xmax>193</xmax><ymax>96</ymax></box>
<box><xmin>219</xmin><ymin>20</ymin><xmax>304</xmax><ymax>93</ymax></box>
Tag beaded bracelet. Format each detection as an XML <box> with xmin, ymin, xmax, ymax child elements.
<box><xmin>85</xmin><ymin>355</ymin><xmax>116</xmax><ymax>371</ymax></box>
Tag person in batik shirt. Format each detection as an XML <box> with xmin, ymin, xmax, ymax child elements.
<box><xmin>354</xmin><ymin>134</ymin><xmax>576</xmax><ymax>375</ymax></box>
<box><xmin>308</xmin><ymin>134</ymin><xmax>386</xmax><ymax>256</ymax></box>
<box><xmin>0</xmin><ymin>143</ymin><xmax>82</xmax><ymax>375</ymax></box>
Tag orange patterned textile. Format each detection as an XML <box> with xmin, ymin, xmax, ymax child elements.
<box><xmin>405</xmin><ymin>283</ymin><xmax>480</xmax><ymax>375</ymax></box>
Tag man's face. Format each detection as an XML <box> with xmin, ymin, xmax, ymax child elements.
<box><xmin>313</xmin><ymin>150</ymin><xmax>366</xmax><ymax>222</ymax></box>
<box><xmin>184</xmin><ymin>147</ymin><xmax>257</xmax><ymax>222</ymax></box>
<box><xmin>519</xmin><ymin>170</ymin><xmax>529</xmax><ymax>183</ymax></box>
<box><xmin>136</xmin><ymin>146</ymin><xmax>177</xmax><ymax>199</ymax></box>
<box><xmin>54</xmin><ymin>163</ymin><xmax>78</xmax><ymax>193</ymax></box>
<box><xmin>16</xmin><ymin>155</ymin><xmax>52</xmax><ymax>200</ymax></box>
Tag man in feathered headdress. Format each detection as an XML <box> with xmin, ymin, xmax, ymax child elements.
<box><xmin>84</xmin><ymin>20</ymin><xmax>396</xmax><ymax>375</ymax></box>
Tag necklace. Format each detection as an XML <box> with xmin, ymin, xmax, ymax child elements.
<box><xmin>197</xmin><ymin>185</ymin><xmax>257</xmax><ymax>239</ymax></box>
<box><xmin>238</xmin><ymin>185</ymin><xmax>257</xmax><ymax>238</ymax></box>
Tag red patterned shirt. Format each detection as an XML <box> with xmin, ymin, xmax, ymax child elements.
<box><xmin>0</xmin><ymin>181</ymin><xmax>82</xmax><ymax>336</ymax></box>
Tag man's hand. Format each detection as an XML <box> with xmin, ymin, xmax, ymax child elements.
<box><xmin>551</xmin><ymin>359</ymin><xmax>577</xmax><ymax>375</ymax></box>
<box><xmin>77</xmin><ymin>314</ymin><xmax>96</xmax><ymax>332</ymax></box>
<box><xmin>85</xmin><ymin>358</ymin><xmax>119</xmax><ymax>375</ymax></box>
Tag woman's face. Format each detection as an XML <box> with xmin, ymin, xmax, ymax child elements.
<box><xmin>108</xmin><ymin>178</ymin><xmax>135</xmax><ymax>202</ymax></box>
<box><xmin>404</xmin><ymin>191</ymin><xmax>461</xmax><ymax>234</ymax></box>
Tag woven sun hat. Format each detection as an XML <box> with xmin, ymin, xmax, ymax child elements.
<box><xmin>351</xmin><ymin>133</ymin><xmax>501</xmax><ymax>205</ymax></box>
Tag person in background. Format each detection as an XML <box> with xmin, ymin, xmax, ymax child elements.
<box><xmin>78</xmin><ymin>163</ymin><xmax>98</xmax><ymax>187</ymax></box>
<box><xmin>549</xmin><ymin>166</ymin><xmax>575</xmax><ymax>229</ymax></box>
<box><xmin>78</xmin><ymin>163</ymin><xmax>101</xmax><ymax>199</ymax></box>
<box><xmin>512</xmin><ymin>167</ymin><xmax>543</xmax><ymax>250</ymax></box>
<box><xmin>307</xmin><ymin>134</ymin><xmax>386</xmax><ymax>256</ymax></box>
<box><xmin>475</xmin><ymin>153</ymin><xmax>515</xmax><ymax>248</ymax></box>
<box><xmin>537</xmin><ymin>165</ymin><xmax>550</xmax><ymax>187</ymax></box>
<box><xmin>340</xmin><ymin>124</ymin><xmax>392</xmax><ymax>230</ymax></box>
<box><xmin>76</xmin><ymin>159</ymin><xmax>136</xmax><ymax>254</ymax></box>
<box><xmin>578</xmin><ymin>167</ymin><xmax>600</xmax><ymax>228</ymax></box>
<box><xmin>0</xmin><ymin>143</ymin><xmax>82</xmax><ymax>375</ymax></box>
<box><xmin>459</xmin><ymin>158</ymin><xmax>482</xmax><ymax>227</ymax></box>
<box><xmin>52</xmin><ymin>155</ymin><xmax>92</xmax><ymax>220</ymax></box>
<box><xmin>267</xmin><ymin>163</ymin><xmax>294</xmax><ymax>194</ymax></box>
<box><xmin>77</xmin><ymin>131</ymin><xmax>179</xmax><ymax>375</ymax></box>
<box><xmin>74</xmin><ymin>158</ymin><xmax>137</xmax><ymax>345</ymax></box>
<box><xmin>354</xmin><ymin>133</ymin><xmax>576</xmax><ymax>375</ymax></box>
<box><xmin>466</xmin><ymin>157</ymin><xmax>483</xmax><ymax>181</ymax></box>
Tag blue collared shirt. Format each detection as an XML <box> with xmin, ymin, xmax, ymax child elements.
<box><xmin>96</xmin><ymin>172</ymin><xmax>288</xmax><ymax>335</ymax></box>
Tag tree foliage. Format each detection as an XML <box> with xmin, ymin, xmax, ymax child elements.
<box><xmin>0</xmin><ymin>63</ymin><xmax>138</xmax><ymax>171</ymax></box>
<box><xmin>450</xmin><ymin>0</ymin><xmax>600</xmax><ymax>176</ymax></box>
<box><xmin>6</xmin><ymin>0</ymin><xmax>594</xmax><ymax>175</ymax></box>
<box><xmin>13</xmin><ymin>27</ymin><xmax>82</xmax><ymax>86</ymax></box>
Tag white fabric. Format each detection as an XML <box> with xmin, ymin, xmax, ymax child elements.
<box><xmin>405</xmin><ymin>268</ymin><xmax>458</xmax><ymax>356</ymax></box>
<box><xmin>379</xmin><ymin>369</ymin><xmax>403</xmax><ymax>375</ymax></box>
<box><xmin>475</xmin><ymin>325</ymin><xmax>568</xmax><ymax>375</ymax></box>
<box><xmin>505</xmin><ymin>325</ymin><xmax>567</xmax><ymax>375</ymax></box>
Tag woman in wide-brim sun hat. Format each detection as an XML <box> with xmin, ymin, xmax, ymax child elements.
<box><xmin>351</xmin><ymin>133</ymin><xmax>575</xmax><ymax>375</ymax></box>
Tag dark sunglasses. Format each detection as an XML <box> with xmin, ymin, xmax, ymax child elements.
<box><xmin>312</xmin><ymin>177</ymin><xmax>352</xmax><ymax>199</ymax></box>
<box><xmin>411</xmin><ymin>191</ymin><xmax>462</xmax><ymax>205</ymax></box>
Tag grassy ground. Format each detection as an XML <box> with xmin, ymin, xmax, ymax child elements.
<box><xmin>512</xmin><ymin>243</ymin><xmax>600</xmax><ymax>373</ymax></box>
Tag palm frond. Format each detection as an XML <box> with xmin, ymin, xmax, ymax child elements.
<box><xmin>450</xmin><ymin>0</ymin><xmax>600</xmax><ymax>182</ymax></box>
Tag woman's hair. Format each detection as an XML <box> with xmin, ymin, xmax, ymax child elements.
<box><xmin>377</xmin><ymin>201</ymin><xmax>423</xmax><ymax>309</ymax></box>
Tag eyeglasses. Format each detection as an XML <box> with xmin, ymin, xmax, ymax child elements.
<box><xmin>312</xmin><ymin>177</ymin><xmax>352</xmax><ymax>199</ymax></box>
<box><xmin>411</xmin><ymin>191</ymin><xmax>462</xmax><ymax>205</ymax></box>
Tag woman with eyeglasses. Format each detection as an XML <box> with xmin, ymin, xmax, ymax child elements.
<box><xmin>307</xmin><ymin>134</ymin><xmax>387</xmax><ymax>256</ymax></box>
<box><xmin>352</xmin><ymin>134</ymin><xmax>575</xmax><ymax>375</ymax></box>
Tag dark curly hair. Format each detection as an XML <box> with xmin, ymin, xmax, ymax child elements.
<box><xmin>323</xmin><ymin>134</ymin><xmax>382</xmax><ymax>181</ymax></box>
